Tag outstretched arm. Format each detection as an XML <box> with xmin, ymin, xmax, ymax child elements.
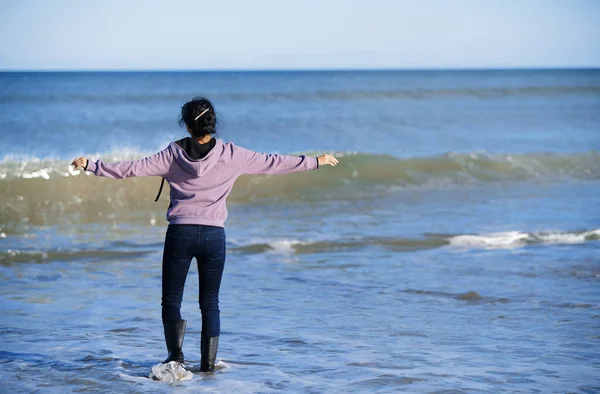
<box><xmin>71</xmin><ymin>147</ymin><xmax>173</xmax><ymax>179</ymax></box>
<box><xmin>234</xmin><ymin>145</ymin><xmax>338</xmax><ymax>176</ymax></box>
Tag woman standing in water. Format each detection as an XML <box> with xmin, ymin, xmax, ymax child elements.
<box><xmin>71</xmin><ymin>97</ymin><xmax>338</xmax><ymax>372</ymax></box>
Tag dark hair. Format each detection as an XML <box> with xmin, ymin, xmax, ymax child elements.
<box><xmin>178</xmin><ymin>97</ymin><xmax>218</xmax><ymax>138</ymax></box>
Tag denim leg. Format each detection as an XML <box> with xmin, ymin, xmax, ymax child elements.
<box><xmin>197</xmin><ymin>229</ymin><xmax>226</xmax><ymax>337</ymax></box>
<box><xmin>161</xmin><ymin>226</ymin><xmax>196</xmax><ymax>323</ymax></box>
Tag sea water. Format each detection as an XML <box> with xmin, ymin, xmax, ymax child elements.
<box><xmin>0</xmin><ymin>70</ymin><xmax>599</xmax><ymax>393</ymax></box>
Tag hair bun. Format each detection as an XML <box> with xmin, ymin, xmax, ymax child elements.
<box><xmin>178</xmin><ymin>97</ymin><xmax>218</xmax><ymax>138</ymax></box>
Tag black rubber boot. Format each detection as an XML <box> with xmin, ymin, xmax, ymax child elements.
<box><xmin>200</xmin><ymin>334</ymin><xmax>219</xmax><ymax>372</ymax></box>
<box><xmin>163</xmin><ymin>319</ymin><xmax>187</xmax><ymax>364</ymax></box>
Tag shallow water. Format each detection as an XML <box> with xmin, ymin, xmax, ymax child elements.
<box><xmin>1</xmin><ymin>70</ymin><xmax>599</xmax><ymax>392</ymax></box>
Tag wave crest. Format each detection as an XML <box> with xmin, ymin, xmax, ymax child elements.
<box><xmin>0</xmin><ymin>151</ymin><xmax>598</xmax><ymax>227</ymax></box>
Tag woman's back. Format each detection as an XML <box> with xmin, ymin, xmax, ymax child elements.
<box><xmin>84</xmin><ymin>136</ymin><xmax>319</xmax><ymax>227</ymax></box>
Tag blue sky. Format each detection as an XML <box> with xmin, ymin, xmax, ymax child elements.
<box><xmin>0</xmin><ymin>0</ymin><xmax>599</xmax><ymax>70</ymax></box>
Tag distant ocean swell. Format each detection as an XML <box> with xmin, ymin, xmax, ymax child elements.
<box><xmin>1</xmin><ymin>151</ymin><xmax>598</xmax><ymax>227</ymax></box>
<box><xmin>2</xmin><ymin>229</ymin><xmax>598</xmax><ymax>265</ymax></box>
<box><xmin>2</xmin><ymin>86</ymin><xmax>600</xmax><ymax>103</ymax></box>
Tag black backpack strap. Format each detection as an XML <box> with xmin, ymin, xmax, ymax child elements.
<box><xmin>154</xmin><ymin>177</ymin><xmax>166</xmax><ymax>202</ymax></box>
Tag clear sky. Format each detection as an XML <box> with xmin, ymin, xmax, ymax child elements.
<box><xmin>0</xmin><ymin>0</ymin><xmax>599</xmax><ymax>70</ymax></box>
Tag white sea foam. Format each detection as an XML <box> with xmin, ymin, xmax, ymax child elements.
<box><xmin>448</xmin><ymin>231</ymin><xmax>530</xmax><ymax>249</ymax></box>
<box><xmin>447</xmin><ymin>229</ymin><xmax>600</xmax><ymax>249</ymax></box>
<box><xmin>267</xmin><ymin>240</ymin><xmax>305</xmax><ymax>254</ymax></box>
<box><xmin>20</xmin><ymin>168</ymin><xmax>52</xmax><ymax>180</ymax></box>
<box><xmin>148</xmin><ymin>361</ymin><xmax>193</xmax><ymax>381</ymax></box>
<box><xmin>533</xmin><ymin>229</ymin><xmax>600</xmax><ymax>244</ymax></box>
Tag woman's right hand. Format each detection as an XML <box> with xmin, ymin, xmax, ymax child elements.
<box><xmin>318</xmin><ymin>154</ymin><xmax>339</xmax><ymax>167</ymax></box>
<box><xmin>71</xmin><ymin>157</ymin><xmax>88</xmax><ymax>171</ymax></box>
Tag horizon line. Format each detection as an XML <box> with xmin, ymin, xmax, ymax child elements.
<box><xmin>1</xmin><ymin>66</ymin><xmax>599</xmax><ymax>73</ymax></box>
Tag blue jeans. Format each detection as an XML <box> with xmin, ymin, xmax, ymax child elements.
<box><xmin>161</xmin><ymin>224</ymin><xmax>226</xmax><ymax>338</ymax></box>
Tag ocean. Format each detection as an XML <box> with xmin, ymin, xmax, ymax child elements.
<box><xmin>0</xmin><ymin>70</ymin><xmax>599</xmax><ymax>393</ymax></box>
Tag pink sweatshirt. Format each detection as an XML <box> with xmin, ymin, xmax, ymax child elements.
<box><xmin>85</xmin><ymin>139</ymin><xmax>319</xmax><ymax>227</ymax></box>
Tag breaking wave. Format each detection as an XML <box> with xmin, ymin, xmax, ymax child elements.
<box><xmin>2</xmin><ymin>229</ymin><xmax>598</xmax><ymax>265</ymax></box>
<box><xmin>0</xmin><ymin>150</ymin><xmax>598</xmax><ymax>227</ymax></box>
<box><xmin>232</xmin><ymin>229</ymin><xmax>600</xmax><ymax>255</ymax></box>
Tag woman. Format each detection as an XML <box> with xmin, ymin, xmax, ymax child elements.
<box><xmin>71</xmin><ymin>97</ymin><xmax>338</xmax><ymax>372</ymax></box>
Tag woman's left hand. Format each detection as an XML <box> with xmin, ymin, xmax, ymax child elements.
<box><xmin>71</xmin><ymin>157</ymin><xmax>88</xmax><ymax>170</ymax></box>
